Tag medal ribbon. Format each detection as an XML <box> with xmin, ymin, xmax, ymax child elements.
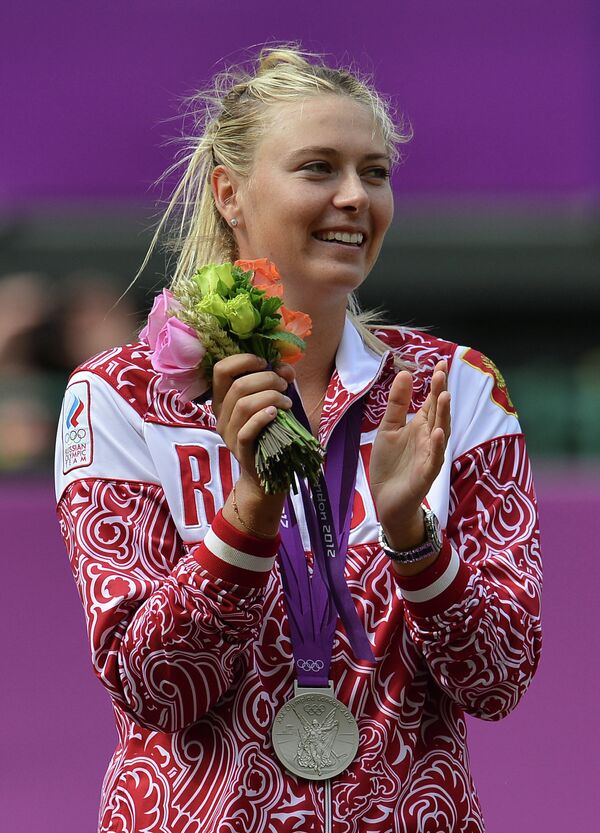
<box><xmin>278</xmin><ymin>388</ymin><xmax>376</xmax><ymax>687</ymax></box>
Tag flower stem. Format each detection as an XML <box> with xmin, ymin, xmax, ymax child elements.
<box><xmin>255</xmin><ymin>409</ymin><xmax>324</xmax><ymax>494</ymax></box>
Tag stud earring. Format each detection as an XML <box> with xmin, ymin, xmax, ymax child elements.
<box><xmin>230</xmin><ymin>217</ymin><xmax>238</xmax><ymax>227</ymax></box>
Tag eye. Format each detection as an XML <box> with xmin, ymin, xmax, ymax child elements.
<box><xmin>364</xmin><ymin>166</ymin><xmax>391</xmax><ymax>180</ymax></box>
<box><xmin>301</xmin><ymin>161</ymin><xmax>332</xmax><ymax>174</ymax></box>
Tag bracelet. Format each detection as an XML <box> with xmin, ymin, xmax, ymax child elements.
<box><xmin>378</xmin><ymin>506</ymin><xmax>443</xmax><ymax>564</ymax></box>
<box><xmin>231</xmin><ymin>482</ymin><xmax>274</xmax><ymax>539</ymax></box>
<box><xmin>378</xmin><ymin>524</ymin><xmax>437</xmax><ymax>564</ymax></box>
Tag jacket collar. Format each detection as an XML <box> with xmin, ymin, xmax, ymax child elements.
<box><xmin>319</xmin><ymin>316</ymin><xmax>392</xmax><ymax>446</ymax></box>
<box><xmin>335</xmin><ymin>315</ymin><xmax>387</xmax><ymax>394</ymax></box>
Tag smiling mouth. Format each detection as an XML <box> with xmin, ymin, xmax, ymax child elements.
<box><xmin>313</xmin><ymin>231</ymin><xmax>365</xmax><ymax>247</ymax></box>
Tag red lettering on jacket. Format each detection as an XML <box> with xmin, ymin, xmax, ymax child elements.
<box><xmin>359</xmin><ymin>441</ymin><xmax>373</xmax><ymax>475</ymax></box>
<box><xmin>350</xmin><ymin>441</ymin><xmax>374</xmax><ymax>530</ymax></box>
<box><xmin>218</xmin><ymin>446</ymin><xmax>234</xmax><ymax>503</ymax></box>
<box><xmin>176</xmin><ymin>445</ymin><xmax>216</xmax><ymax>526</ymax></box>
<box><xmin>351</xmin><ymin>490</ymin><xmax>366</xmax><ymax>530</ymax></box>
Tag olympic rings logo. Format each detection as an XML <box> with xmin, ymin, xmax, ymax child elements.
<box><xmin>305</xmin><ymin>703</ymin><xmax>326</xmax><ymax>716</ymax></box>
<box><xmin>65</xmin><ymin>428</ymin><xmax>87</xmax><ymax>441</ymax></box>
<box><xmin>297</xmin><ymin>659</ymin><xmax>324</xmax><ymax>672</ymax></box>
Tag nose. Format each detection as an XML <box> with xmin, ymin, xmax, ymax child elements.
<box><xmin>332</xmin><ymin>170</ymin><xmax>370</xmax><ymax>212</ymax></box>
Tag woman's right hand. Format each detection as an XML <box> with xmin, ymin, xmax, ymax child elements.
<box><xmin>211</xmin><ymin>353</ymin><xmax>295</xmax><ymax>491</ymax></box>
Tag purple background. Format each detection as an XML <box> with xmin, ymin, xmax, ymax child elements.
<box><xmin>2</xmin><ymin>0</ymin><xmax>599</xmax><ymax>206</ymax></box>
<box><xmin>2</xmin><ymin>2</ymin><xmax>599</xmax><ymax>830</ymax></box>
<box><xmin>2</xmin><ymin>470</ymin><xmax>599</xmax><ymax>832</ymax></box>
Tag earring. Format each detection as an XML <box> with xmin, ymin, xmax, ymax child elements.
<box><xmin>230</xmin><ymin>217</ymin><xmax>238</xmax><ymax>227</ymax></box>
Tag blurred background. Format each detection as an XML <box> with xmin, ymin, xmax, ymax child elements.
<box><xmin>2</xmin><ymin>2</ymin><xmax>598</xmax><ymax>832</ymax></box>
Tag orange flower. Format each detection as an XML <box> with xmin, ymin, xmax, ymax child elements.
<box><xmin>276</xmin><ymin>305</ymin><xmax>312</xmax><ymax>364</ymax></box>
<box><xmin>280</xmin><ymin>305</ymin><xmax>312</xmax><ymax>339</ymax></box>
<box><xmin>235</xmin><ymin>258</ymin><xmax>283</xmax><ymax>298</ymax></box>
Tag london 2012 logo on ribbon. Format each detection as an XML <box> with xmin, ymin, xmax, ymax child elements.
<box><xmin>63</xmin><ymin>380</ymin><xmax>93</xmax><ymax>473</ymax></box>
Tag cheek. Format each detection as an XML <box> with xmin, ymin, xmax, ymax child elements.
<box><xmin>376</xmin><ymin>194</ymin><xmax>394</xmax><ymax>233</ymax></box>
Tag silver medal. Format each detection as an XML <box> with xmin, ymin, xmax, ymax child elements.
<box><xmin>272</xmin><ymin>682</ymin><xmax>359</xmax><ymax>780</ymax></box>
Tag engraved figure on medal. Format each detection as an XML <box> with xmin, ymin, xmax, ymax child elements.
<box><xmin>294</xmin><ymin>706</ymin><xmax>340</xmax><ymax>775</ymax></box>
<box><xmin>272</xmin><ymin>690</ymin><xmax>359</xmax><ymax>780</ymax></box>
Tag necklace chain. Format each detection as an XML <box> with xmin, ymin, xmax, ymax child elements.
<box><xmin>306</xmin><ymin>389</ymin><xmax>327</xmax><ymax>420</ymax></box>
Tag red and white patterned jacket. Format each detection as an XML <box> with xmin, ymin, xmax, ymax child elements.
<box><xmin>55</xmin><ymin>318</ymin><xmax>542</xmax><ymax>833</ymax></box>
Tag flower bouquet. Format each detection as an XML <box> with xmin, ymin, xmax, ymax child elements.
<box><xmin>140</xmin><ymin>259</ymin><xmax>324</xmax><ymax>494</ymax></box>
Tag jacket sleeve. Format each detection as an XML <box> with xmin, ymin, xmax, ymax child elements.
<box><xmin>392</xmin><ymin>349</ymin><xmax>542</xmax><ymax>721</ymax></box>
<box><xmin>55</xmin><ymin>369</ymin><xmax>278</xmax><ymax>733</ymax></box>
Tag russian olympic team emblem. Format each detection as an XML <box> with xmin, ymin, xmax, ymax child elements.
<box><xmin>62</xmin><ymin>380</ymin><xmax>93</xmax><ymax>473</ymax></box>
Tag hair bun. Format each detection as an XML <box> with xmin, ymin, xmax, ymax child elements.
<box><xmin>256</xmin><ymin>46</ymin><xmax>311</xmax><ymax>76</ymax></box>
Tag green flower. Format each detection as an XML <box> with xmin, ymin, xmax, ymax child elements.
<box><xmin>225</xmin><ymin>294</ymin><xmax>261</xmax><ymax>339</ymax></box>
<box><xmin>193</xmin><ymin>263</ymin><xmax>235</xmax><ymax>296</ymax></box>
<box><xmin>197</xmin><ymin>292</ymin><xmax>228</xmax><ymax>324</ymax></box>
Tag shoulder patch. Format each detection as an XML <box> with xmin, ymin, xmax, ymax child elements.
<box><xmin>62</xmin><ymin>379</ymin><xmax>94</xmax><ymax>472</ymax></box>
<box><xmin>460</xmin><ymin>348</ymin><xmax>517</xmax><ymax>416</ymax></box>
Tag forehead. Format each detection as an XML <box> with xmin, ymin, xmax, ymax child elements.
<box><xmin>255</xmin><ymin>95</ymin><xmax>387</xmax><ymax>159</ymax></box>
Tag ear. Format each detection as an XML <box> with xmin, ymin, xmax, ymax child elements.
<box><xmin>211</xmin><ymin>165</ymin><xmax>241</xmax><ymax>224</ymax></box>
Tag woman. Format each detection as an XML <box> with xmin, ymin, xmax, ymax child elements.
<box><xmin>55</xmin><ymin>46</ymin><xmax>542</xmax><ymax>833</ymax></box>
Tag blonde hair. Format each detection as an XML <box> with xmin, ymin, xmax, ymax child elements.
<box><xmin>136</xmin><ymin>44</ymin><xmax>413</xmax><ymax>363</ymax></box>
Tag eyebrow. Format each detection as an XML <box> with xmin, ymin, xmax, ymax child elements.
<box><xmin>288</xmin><ymin>146</ymin><xmax>391</xmax><ymax>163</ymax></box>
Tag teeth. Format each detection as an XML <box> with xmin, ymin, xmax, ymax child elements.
<box><xmin>315</xmin><ymin>230</ymin><xmax>364</xmax><ymax>245</ymax></box>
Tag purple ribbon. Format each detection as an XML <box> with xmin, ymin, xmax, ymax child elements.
<box><xmin>278</xmin><ymin>388</ymin><xmax>376</xmax><ymax>687</ymax></box>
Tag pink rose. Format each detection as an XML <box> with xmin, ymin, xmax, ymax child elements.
<box><xmin>150</xmin><ymin>317</ymin><xmax>209</xmax><ymax>402</ymax></box>
<box><xmin>140</xmin><ymin>289</ymin><xmax>184</xmax><ymax>349</ymax></box>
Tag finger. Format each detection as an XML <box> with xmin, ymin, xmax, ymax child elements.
<box><xmin>213</xmin><ymin>357</ymin><xmax>295</xmax><ymax>416</ymax></box>
<box><xmin>228</xmin><ymin>370</ymin><xmax>289</xmax><ymax>404</ymax></box>
<box><xmin>273</xmin><ymin>362</ymin><xmax>296</xmax><ymax>386</ymax></box>
<box><xmin>423</xmin><ymin>391</ymin><xmax>451</xmax><ymax>483</ymax></box>
<box><xmin>213</xmin><ymin>355</ymin><xmax>272</xmax><ymax>419</ymax></box>
<box><xmin>426</xmin><ymin>362</ymin><xmax>448</xmax><ymax>430</ymax></box>
<box><xmin>425</xmin><ymin>426</ymin><xmax>447</xmax><ymax>478</ymax></box>
<box><xmin>435</xmin><ymin>359</ymin><xmax>448</xmax><ymax>378</ymax></box>
<box><xmin>434</xmin><ymin>390</ymin><xmax>452</xmax><ymax>445</ymax></box>
<box><xmin>236</xmin><ymin>405</ymin><xmax>280</xmax><ymax>472</ymax></box>
<box><xmin>379</xmin><ymin>371</ymin><xmax>413</xmax><ymax>431</ymax></box>
<box><xmin>426</xmin><ymin>389</ymin><xmax>436</xmax><ymax>432</ymax></box>
<box><xmin>219</xmin><ymin>389</ymin><xmax>292</xmax><ymax>441</ymax></box>
<box><xmin>212</xmin><ymin>354</ymin><xmax>268</xmax><ymax>408</ymax></box>
<box><xmin>430</xmin><ymin>361</ymin><xmax>448</xmax><ymax>400</ymax></box>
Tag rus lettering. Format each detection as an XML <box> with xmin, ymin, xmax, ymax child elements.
<box><xmin>176</xmin><ymin>444</ymin><xmax>235</xmax><ymax>527</ymax></box>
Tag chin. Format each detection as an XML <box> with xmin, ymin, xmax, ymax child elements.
<box><xmin>282</xmin><ymin>260</ymin><xmax>367</xmax><ymax>308</ymax></box>
<box><xmin>323</xmin><ymin>266</ymin><xmax>367</xmax><ymax>294</ymax></box>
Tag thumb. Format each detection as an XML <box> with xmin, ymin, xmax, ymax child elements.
<box><xmin>379</xmin><ymin>371</ymin><xmax>413</xmax><ymax>431</ymax></box>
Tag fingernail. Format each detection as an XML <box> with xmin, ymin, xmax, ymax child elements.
<box><xmin>266</xmin><ymin>406</ymin><xmax>277</xmax><ymax>416</ymax></box>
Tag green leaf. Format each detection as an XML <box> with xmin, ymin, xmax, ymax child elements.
<box><xmin>261</xmin><ymin>315</ymin><xmax>281</xmax><ymax>333</ymax></box>
<box><xmin>260</xmin><ymin>296</ymin><xmax>283</xmax><ymax>316</ymax></box>
<box><xmin>245</xmin><ymin>333</ymin><xmax>269</xmax><ymax>361</ymax></box>
<box><xmin>232</xmin><ymin>265</ymin><xmax>253</xmax><ymax>280</ymax></box>
<box><xmin>257</xmin><ymin>330</ymin><xmax>306</xmax><ymax>350</ymax></box>
<box><xmin>232</xmin><ymin>269</ymin><xmax>253</xmax><ymax>294</ymax></box>
<box><xmin>216</xmin><ymin>279</ymin><xmax>234</xmax><ymax>298</ymax></box>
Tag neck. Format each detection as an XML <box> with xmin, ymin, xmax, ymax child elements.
<box><xmin>291</xmin><ymin>300</ymin><xmax>347</xmax><ymax>396</ymax></box>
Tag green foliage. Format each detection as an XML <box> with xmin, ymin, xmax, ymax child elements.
<box><xmin>155</xmin><ymin>261</ymin><xmax>321</xmax><ymax>493</ymax></box>
<box><xmin>258</xmin><ymin>330</ymin><xmax>305</xmax><ymax>350</ymax></box>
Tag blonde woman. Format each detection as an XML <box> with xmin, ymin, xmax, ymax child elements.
<box><xmin>55</xmin><ymin>46</ymin><xmax>542</xmax><ymax>833</ymax></box>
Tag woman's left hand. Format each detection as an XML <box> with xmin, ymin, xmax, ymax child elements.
<box><xmin>369</xmin><ymin>361</ymin><xmax>451</xmax><ymax>549</ymax></box>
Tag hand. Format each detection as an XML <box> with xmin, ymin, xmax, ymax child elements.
<box><xmin>369</xmin><ymin>360</ymin><xmax>451</xmax><ymax>548</ymax></box>
<box><xmin>212</xmin><ymin>354</ymin><xmax>295</xmax><ymax>488</ymax></box>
